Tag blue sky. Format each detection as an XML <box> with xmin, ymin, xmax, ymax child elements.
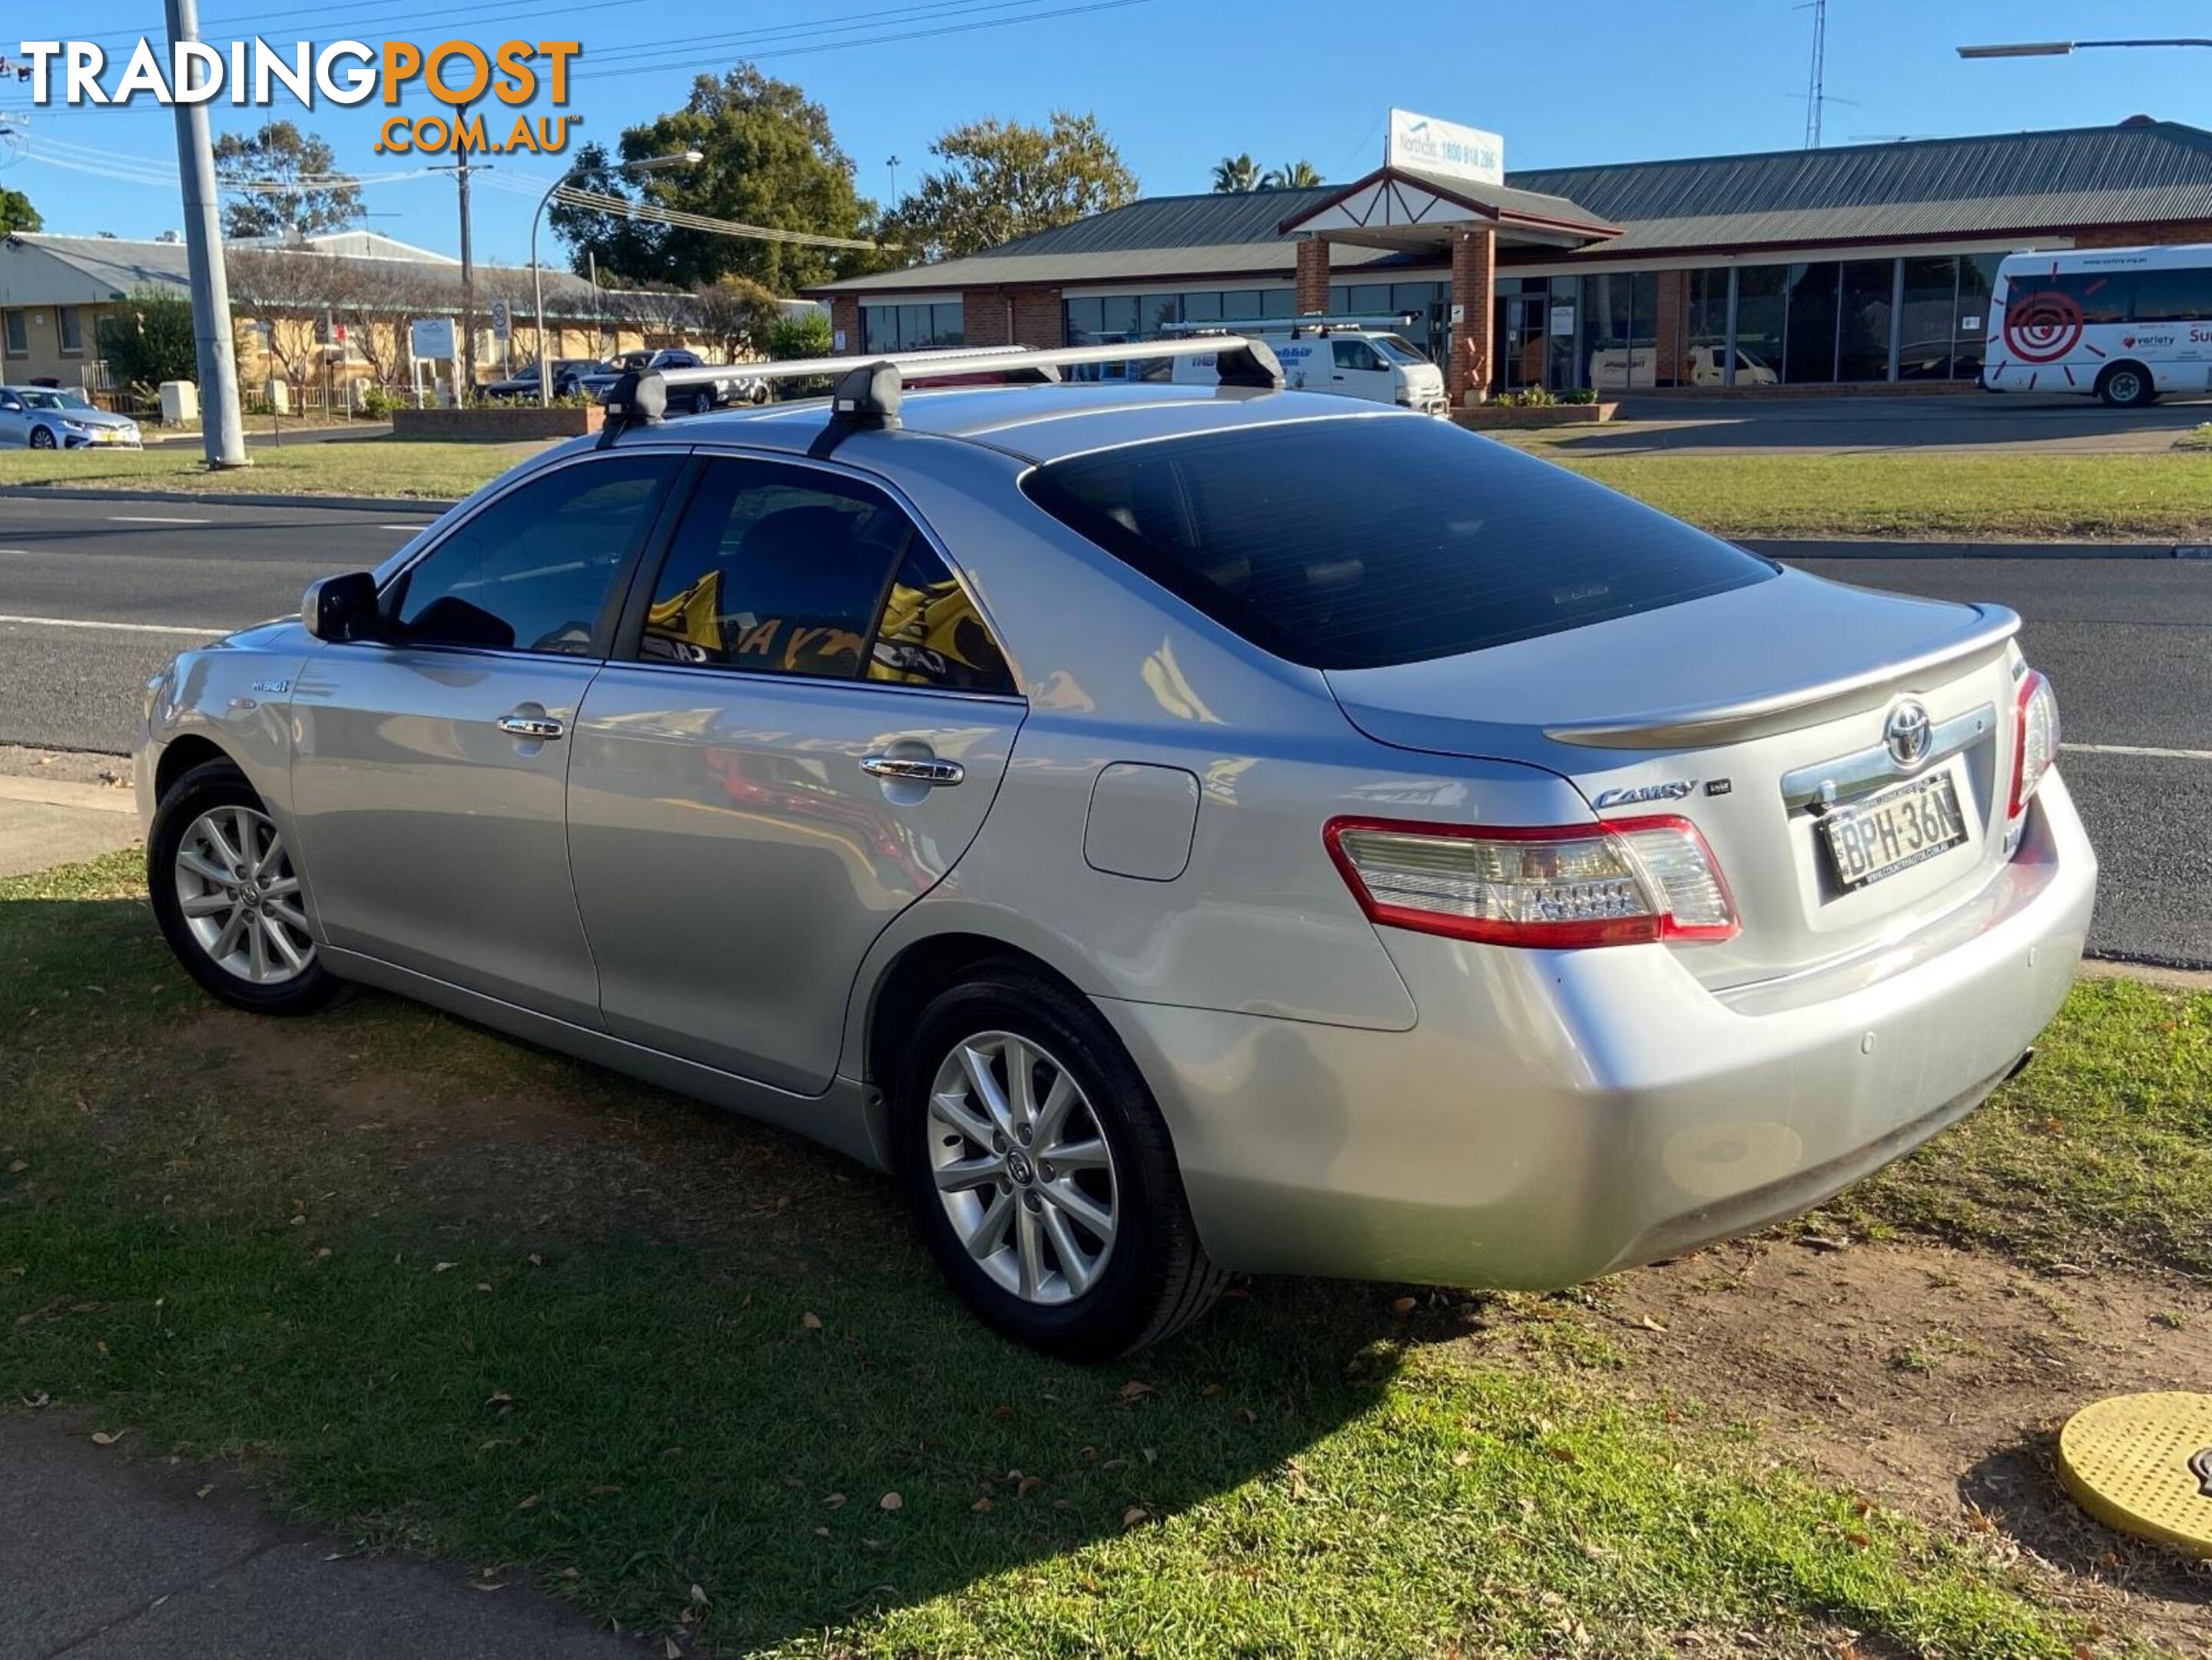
<box><xmin>2</xmin><ymin>0</ymin><xmax>2207</xmax><ymax>268</ymax></box>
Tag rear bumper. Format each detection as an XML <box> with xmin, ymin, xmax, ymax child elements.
<box><xmin>1103</xmin><ymin>771</ymin><xmax>2095</xmax><ymax>1289</ymax></box>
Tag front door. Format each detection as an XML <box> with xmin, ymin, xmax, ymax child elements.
<box><xmin>288</xmin><ymin>451</ymin><xmax>683</xmax><ymax>1026</ymax></box>
<box><xmin>567</xmin><ymin>454</ymin><xmax>1025</xmax><ymax>1095</ymax></box>
<box><xmin>1326</xmin><ymin>335</ymin><xmax>1397</xmax><ymax>403</ymax></box>
<box><xmin>1497</xmin><ymin>294</ymin><xmax>1549</xmax><ymax>391</ymax></box>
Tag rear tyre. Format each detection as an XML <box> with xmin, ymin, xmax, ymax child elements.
<box><xmin>2098</xmin><ymin>362</ymin><xmax>2156</xmax><ymax>409</ymax></box>
<box><xmin>689</xmin><ymin>390</ymin><xmax>715</xmax><ymax>417</ymax></box>
<box><xmin>894</xmin><ymin>963</ymin><xmax>1226</xmax><ymax>1360</ymax></box>
<box><xmin>148</xmin><ymin>760</ymin><xmax>344</xmax><ymax>1017</ymax></box>
<box><xmin>28</xmin><ymin>426</ymin><xmax>55</xmax><ymax>450</ymax></box>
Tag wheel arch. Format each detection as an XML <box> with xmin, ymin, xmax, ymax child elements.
<box><xmin>154</xmin><ymin>732</ymin><xmax>237</xmax><ymax>802</ymax></box>
<box><xmin>858</xmin><ymin>928</ymin><xmax>1101</xmax><ymax>1165</ymax></box>
<box><xmin>2097</xmin><ymin>358</ymin><xmax>2154</xmax><ymax>400</ymax></box>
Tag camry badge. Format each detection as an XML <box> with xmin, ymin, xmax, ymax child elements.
<box><xmin>1593</xmin><ymin>780</ymin><xmax>1695</xmax><ymax>809</ymax></box>
<box><xmin>1885</xmin><ymin>700</ymin><xmax>1933</xmax><ymax>769</ymax></box>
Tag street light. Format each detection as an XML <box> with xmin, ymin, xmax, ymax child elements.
<box><xmin>531</xmin><ymin>148</ymin><xmax>703</xmax><ymax>404</ymax></box>
<box><xmin>1958</xmin><ymin>38</ymin><xmax>2212</xmax><ymax>58</ymax></box>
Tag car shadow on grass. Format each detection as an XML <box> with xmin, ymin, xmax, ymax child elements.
<box><xmin>0</xmin><ymin>891</ymin><xmax>1415</xmax><ymax>1653</ymax></box>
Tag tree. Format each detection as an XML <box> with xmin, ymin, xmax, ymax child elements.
<box><xmin>883</xmin><ymin>112</ymin><xmax>1137</xmax><ymax>264</ymax></box>
<box><xmin>767</xmin><ymin>308</ymin><xmax>831</xmax><ymax>359</ymax></box>
<box><xmin>214</xmin><ymin>121</ymin><xmax>362</xmax><ymax>240</ymax></box>
<box><xmin>1212</xmin><ymin>154</ymin><xmax>1263</xmax><ymax>193</ymax></box>
<box><xmin>223</xmin><ymin>247</ymin><xmax>336</xmax><ymax>395</ymax></box>
<box><xmin>1265</xmin><ymin>161</ymin><xmax>1324</xmax><ymax>189</ymax></box>
<box><xmin>693</xmin><ymin>274</ymin><xmax>781</xmax><ymax>360</ymax></box>
<box><xmin>0</xmin><ymin>187</ymin><xmax>39</xmax><ymax>234</ymax></box>
<box><xmin>549</xmin><ymin>65</ymin><xmax>875</xmax><ymax>294</ymax></box>
<box><xmin>95</xmin><ymin>288</ymin><xmax>197</xmax><ymax>391</ymax></box>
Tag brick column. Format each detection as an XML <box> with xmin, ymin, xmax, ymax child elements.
<box><xmin>1449</xmin><ymin>225</ymin><xmax>1496</xmax><ymax>406</ymax></box>
<box><xmin>960</xmin><ymin>288</ymin><xmax>1013</xmax><ymax>347</ymax></box>
<box><xmin>1295</xmin><ymin>236</ymin><xmax>1331</xmax><ymax>317</ymax></box>
<box><xmin>828</xmin><ymin>295</ymin><xmax>861</xmax><ymax>355</ymax></box>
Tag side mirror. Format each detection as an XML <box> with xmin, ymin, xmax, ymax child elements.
<box><xmin>302</xmin><ymin>571</ymin><xmax>381</xmax><ymax>642</ymax></box>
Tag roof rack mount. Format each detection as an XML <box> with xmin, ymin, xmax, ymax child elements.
<box><xmin>599</xmin><ymin>336</ymin><xmax>1286</xmax><ymax>455</ymax></box>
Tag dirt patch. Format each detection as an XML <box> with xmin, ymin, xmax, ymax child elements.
<box><xmin>1578</xmin><ymin>1237</ymin><xmax>2212</xmax><ymax>1653</ymax></box>
<box><xmin>169</xmin><ymin>995</ymin><xmax>904</xmax><ymax>1268</ymax></box>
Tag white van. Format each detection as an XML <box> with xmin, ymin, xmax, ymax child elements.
<box><xmin>1587</xmin><ymin>344</ymin><xmax>1779</xmax><ymax>389</ymax></box>
<box><xmin>1983</xmin><ymin>244</ymin><xmax>2212</xmax><ymax>407</ymax></box>
<box><xmin>1169</xmin><ymin>320</ymin><xmax>1451</xmax><ymax>414</ymax></box>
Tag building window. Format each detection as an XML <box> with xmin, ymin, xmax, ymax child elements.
<box><xmin>1955</xmin><ymin>254</ymin><xmax>2002</xmax><ymax>377</ymax></box>
<box><xmin>1837</xmin><ymin>259</ymin><xmax>1895</xmax><ymax>382</ymax></box>
<box><xmin>859</xmin><ymin>301</ymin><xmax>963</xmax><ymax>352</ymax></box>
<box><xmin>1899</xmin><ymin>256</ymin><xmax>1960</xmax><ymax>380</ymax></box>
<box><xmin>58</xmin><ymin>307</ymin><xmax>84</xmax><ymax>354</ymax></box>
<box><xmin>2</xmin><ymin>310</ymin><xmax>25</xmax><ymax>357</ymax></box>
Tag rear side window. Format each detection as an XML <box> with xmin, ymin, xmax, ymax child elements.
<box><xmin>1023</xmin><ymin>416</ymin><xmax>1773</xmax><ymax>669</ymax></box>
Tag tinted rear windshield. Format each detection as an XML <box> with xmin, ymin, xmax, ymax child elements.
<box><xmin>1022</xmin><ymin>415</ymin><xmax>1774</xmax><ymax>670</ymax></box>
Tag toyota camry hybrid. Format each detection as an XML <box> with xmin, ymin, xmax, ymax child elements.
<box><xmin>136</xmin><ymin>341</ymin><xmax>2094</xmax><ymax>1360</ymax></box>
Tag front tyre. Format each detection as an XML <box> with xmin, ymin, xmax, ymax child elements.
<box><xmin>148</xmin><ymin>760</ymin><xmax>343</xmax><ymax>1016</ymax></box>
<box><xmin>894</xmin><ymin>965</ymin><xmax>1225</xmax><ymax>1360</ymax></box>
<box><xmin>28</xmin><ymin>425</ymin><xmax>55</xmax><ymax>450</ymax></box>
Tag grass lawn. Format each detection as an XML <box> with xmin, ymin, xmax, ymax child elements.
<box><xmin>7</xmin><ymin>855</ymin><xmax>2200</xmax><ymax>1655</ymax></box>
<box><xmin>1831</xmin><ymin>974</ymin><xmax>2212</xmax><ymax>1278</ymax></box>
<box><xmin>0</xmin><ymin>438</ymin><xmax>527</xmax><ymax>500</ymax></box>
<box><xmin>1543</xmin><ymin>451</ymin><xmax>2212</xmax><ymax>542</ymax></box>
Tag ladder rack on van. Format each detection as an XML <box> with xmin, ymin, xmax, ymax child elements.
<box><xmin>1162</xmin><ymin>314</ymin><xmax>1417</xmax><ymax>338</ymax></box>
<box><xmin>599</xmin><ymin>337</ymin><xmax>1286</xmax><ymax>454</ymax></box>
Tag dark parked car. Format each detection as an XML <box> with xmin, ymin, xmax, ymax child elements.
<box><xmin>579</xmin><ymin>349</ymin><xmax>733</xmax><ymax>414</ymax></box>
<box><xmin>481</xmin><ymin>359</ymin><xmax>612</xmax><ymax>401</ymax></box>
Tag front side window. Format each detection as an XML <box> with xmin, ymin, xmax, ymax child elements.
<box><xmin>639</xmin><ymin>458</ymin><xmax>1011</xmax><ymax>692</ymax></box>
<box><xmin>385</xmin><ymin>455</ymin><xmax>678</xmax><ymax>655</ymax></box>
<box><xmin>3</xmin><ymin>311</ymin><xmax>25</xmax><ymax>355</ymax></box>
<box><xmin>1024</xmin><ymin>415</ymin><xmax>1774</xmax><ymax>671</ymax></box>
<box><xmin>58</xmin><ymin>307</ymin><xmax>82</xmax><ymax>353</ymax></box>
<box><xmin>1332</xmin><ymin>338</ymin><xmax>1382</xmax><ymax>371</ymax></box>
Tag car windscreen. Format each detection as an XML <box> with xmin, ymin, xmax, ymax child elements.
<box><xmin>1372</xmin><ymin>334</ymin><xmax>1429</xmax><ymax>364</ymax></box>
<box><xmin>1021</xmin><ymin>414</ymin><xmax>1776</xmax><ymax>670</ymax></box>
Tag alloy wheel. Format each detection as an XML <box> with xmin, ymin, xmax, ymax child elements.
<box><xmin>927</xmin><ymin>1031</ymin><xmax>1119</xmax><ymax>1305</ymax></box>
<box><xmin>173</xmin><ymin>805</ymin><xmax>315</xmax><ymax>984</ymax></box>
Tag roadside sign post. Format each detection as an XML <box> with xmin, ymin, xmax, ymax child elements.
<box><xmin>492</xmin><ymin>300</ymin><xmax>511</xmax><ymax>377</ymax></box>
<box><xmin>411</xmin><ymin>318</ymin><xmax>458</xmax><ymax>406</ymax></box>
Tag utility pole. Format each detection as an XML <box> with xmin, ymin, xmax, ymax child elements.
<box><xmin>441</xmin><ymin>110</ymin><xmax>481</xmax><ymax>403</ymax></box>
<box><xmin>1802</xmin><ymin>0</ymin><xmax>1829</xmax><ymax>148</ymax></box>
<box><xmin>887</xmin><ymin>154</ymin><xmax>901</xmax><ymax>208</ymax></box>
<box><xmin>164</xmin><ymin>0</ymin><xmax>246</xmax><ymax>467</ymax></box>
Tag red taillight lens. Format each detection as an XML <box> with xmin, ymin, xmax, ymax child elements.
<box><xmin>1322</xmin><ymin>815</ymin><xmax>1738</xmax><ymax>948</ymax></box>
<box><xmin>2008</xmin><ymin>669</ymin><xmax>2060</xmax><ymax>820</ymax></box>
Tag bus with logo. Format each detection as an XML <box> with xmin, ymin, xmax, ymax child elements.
<box><xmin>1982</xmin><ymin>244</ymin><xmax>2212</xmax><ymax>407</ymax></box>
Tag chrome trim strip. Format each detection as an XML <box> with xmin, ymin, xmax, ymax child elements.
<box><xmin>1544</xmin><ymin>606</ymin><xmax>2020</xmax><ymax>749</ymax></box>
<box><xmin>1778</xmin><ymin>701</ymin><xmax>1998</xmax><ymax>810</ymax></box>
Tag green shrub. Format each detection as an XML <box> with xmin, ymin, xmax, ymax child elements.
<box><xmin>95</xmin><ymin>287</ymin><xmax>198</xmax><ymax>400</ymax></box>
<box><xmin>1558</xmin><ymin>387</ymin><xmax>1599</xmax><ymax>405</ymax></box>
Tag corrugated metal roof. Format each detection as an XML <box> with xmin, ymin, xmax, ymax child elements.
<box><xmin>819</xmin><ymin>121</ymin><xmax>2212</xmax><ymax>294</ymax></box>
<box><xmin>1511</xmin><ymin>120</ymin><xmax>2212</xmax><ymax>253</ymax></box>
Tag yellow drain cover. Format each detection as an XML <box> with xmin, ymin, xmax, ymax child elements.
<box><xmin>2058</xmin><ymin>1392</ymin><xmax>2212</xmax><ymax>1559</ymax></box>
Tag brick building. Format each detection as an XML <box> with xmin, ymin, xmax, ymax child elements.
<box><xmin>811</xmin><ymin>118</ymin><xmax>2212</xmax><ymax>405</ymax></box>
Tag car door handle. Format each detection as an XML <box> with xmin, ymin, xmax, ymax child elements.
<box><xmin>496</xmin><ymin>712</ymin><xmax>565</xmax><ymax>740</ymax></box>
<box><xmin>861</xmin><ymin>753</ymin><xmax>963</xmax><ymax>786</ymax></box>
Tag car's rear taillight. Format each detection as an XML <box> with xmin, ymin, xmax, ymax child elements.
<box><xmin>1323</xmin><ymin>815</ymin><xmax>1738</xmax><ymax>948</ymax></box>
<box><xmin>2008</xmin><ymin>669</ymin><xmax>2060</xmax><ymax>820</ymax></box>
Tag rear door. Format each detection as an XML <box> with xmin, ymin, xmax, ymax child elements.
<box><xmin>568</xmin><ymin>453</ymin><xmax>1024</xmax><ymax>1094</ymax></box>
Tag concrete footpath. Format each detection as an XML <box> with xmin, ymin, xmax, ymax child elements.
<box><xmin>0</xmin><ymin>1420</ymin><xmax>644</xmax><ymax>1659</ymax></box>
<box><xmin>0</xmin><ymin>752</ymin><xmax>139</xmax><ymax>878</ymax></box>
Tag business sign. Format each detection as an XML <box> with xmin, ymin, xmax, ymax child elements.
<box><xmin>1387</xmin><ymin>108</ymin><xmax>1504</xmax><ymax>186</ymax></box>
<box><xmin>410</xmin><ymin>317</ymin><xmax>456</xmax><ymax>360</ymax></box>
<box><xmin>491</xmin><ymin>299</ymin><xmax>510</xmax><ymax>341</ymax></box>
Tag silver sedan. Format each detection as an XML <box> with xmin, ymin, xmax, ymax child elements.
<box><xmin>135</xmin><ymin>371</ymin><xmax>2094</xmax><ymax>1358</ymax></box>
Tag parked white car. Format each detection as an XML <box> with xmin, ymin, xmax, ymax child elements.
<box><xmin>1172</xmin><ymin>322</ymin><xmax>1450</xmax><ymax>413</ymax></box>
<box><xmin>0</xmin><ymin>387</ymin><xmax>142</xmax><ymax>449</ymax></box>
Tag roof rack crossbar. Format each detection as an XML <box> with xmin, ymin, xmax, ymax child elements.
<box><xmin>602</xmin><ymin>336</ymin><xmax>1287</xmax><ymax>453</ymax></box>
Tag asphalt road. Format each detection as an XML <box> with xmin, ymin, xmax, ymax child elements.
<box><xmin>0</xmin><ymin>497</ymin><xmax>2204</xmax><ymax>966</ymax></box>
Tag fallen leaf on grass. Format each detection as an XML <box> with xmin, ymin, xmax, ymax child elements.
<box><xmin>195</xmin><ymin>1484</ymin><xmax>214</xmax><ymax>1499</ymax></box>
<box><xmin>822</xmin><ymin>1492</ymin><xmax>847</xmax><ymax>1509</ymax></box>
<box><xmin>970</xmin><ymin>1496</ymin><xmax>993</xmax><ymax>1513</ymax></box>
<box><xmin>878</xmin><ymin>1492</ymin><xmax>902</xmax><ymax>1512</ymax></box>
<box><xmin>90</xmin><ymin>1429</ymin><xmax>128</xmax><ymax>1447</ymax></box>
<box><xmin>514</xmin><ymin>1493</ymin><xmax>541</xmax><ymax>1512</ymax></box>
<box><xmin>1121</xmin><ymin>1505</ymin><xmax>1152</xmax><ymax>1529</ymax></box>
<box><xmin>433</xmin><ymin>1261</ymin><xmax>457</xmax><ymax>1273</ymax></box>
<box><xmin>800</xmin><ymin>1311</ymin><xmax>822</xmax><ymax>1330</ymax></box>
<box><xmin>1016</xmin><ymin>1476</ymin><xmax>1043</xmax><ymax>1498</ymax></box>
<box><xmin>6</xmin><ymin>1160</ymin><xmax>25</xmax><ymax>1174</ymax></box>
<box><xmin>1638</xmin><ymin>1315</ymin><xmax>1668</xmax><ymax>1333</ymax></box>
<box><xmin>1116</xmin><ymin>1379</ymin><xmax>1156</xmax><ymax>1402</ymax></box>
<box><xmin>1391</xmin><ymin>1295</ymin><xmax>1417</xmax><ymax>1315</ymax></box>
